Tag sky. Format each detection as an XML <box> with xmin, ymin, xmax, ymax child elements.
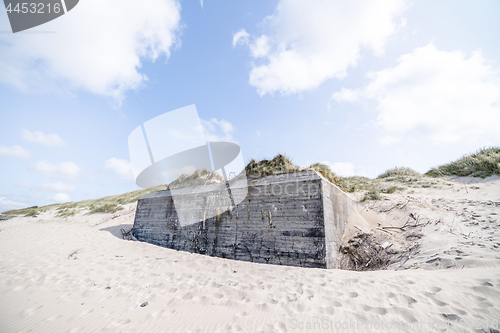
<box><xmin>0</xmin><ymin>0</ymin><xmax>499</xmax><ymax>211</ymax></box>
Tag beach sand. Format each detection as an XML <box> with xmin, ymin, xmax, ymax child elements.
<box><xmin>1</xmin><ymin>176</ymin><xmax>499</xmax><ymax>332</ymax></box>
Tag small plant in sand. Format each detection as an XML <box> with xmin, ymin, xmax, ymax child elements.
<box><xmin>56</xmin><ymin>208</ymin><xmax>78</xmax><ymax>218</ymax></box>
<box><xmin>68</xmin><ymin>249</ymin><xmax>81</xmax><ymax>259</ymax></box>
<box><xmin>384</xmin><ymin>185</ymin><xmax>403</xmax><ymax>194</ymax></box>
<box><xmin>361</xmin><ymin>189</ymin><xmax>382</xmax><ymax>202</ymax></box>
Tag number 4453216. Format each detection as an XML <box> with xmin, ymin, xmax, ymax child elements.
<box><xmin>6</xmin><ymin>2</ymin><xmax>62</xmax><ymax>14</ymax></box>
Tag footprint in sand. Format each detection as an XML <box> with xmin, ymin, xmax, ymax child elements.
<box><xmin>292</xmin><ymin>302</ymin><xmax>310</xmax><ymax>313</ymax></box>
<box><xmin>453</xmin><ymin>308</ymin><xmax>468</xmax><ymax>316</ymax></box>
<box><xmin>182</xmin><ymin>292</ymin><xmax>194</xmax><ymax>300</ymax></box>
<box><xmin>471</xmin><ymin>295</ymin><xmax>486</xmax><ymax>301</ymax></box>
<box><xmin>256</xmin><ymin>303</ymin><xmax>269</xmax><ymax>311</ymax></box>
<box><xmin>372</xmin><ymin>307</ymin><xmax>388</xmax><ymax>315</ymax></box>
<box><xmin>212</xmin><ymin>292</ymin><xmax>224</xmax><ymax>299</ymax></box>
<box><xmin>424</xmin><ymin>292</ymin><xmax>448</xmax><ymax>307</ymax></box>
<box><xmin>361</xmin><ymin>305</ymin><xmax>387</xmax><ymax>315</ymax></box>
<box><xmin>332</xmin><ymin>301</ymin><xmax>342</xmax><ymax>307</ymax></box>
<box><xmin>323</xmin><ymin>306</ymin><xmax>335</xmax><ymax>315</ymax></box>
<box><xmin>348</xmin><ymin>292</ymin><xmax>359</xmax><ymax>298</ymax></box>
<box><xmin>230</xmin><ymin>290</ymin><xmax>247</xmax><ymax>301</ymax></box>
<box><xmin>471</xmin><ymin>285</ymin><xmax>499</xmax><ymax>296</ymax></box>
<box><xmin>46</xmin><ymin>315</ymin><xmax>62</xmax><ymax>322</ymax></box>
<box><xmin>392</xmin><ymin>307</ymin><xmax>417</xmax><ymax>323</ymax></box>
<box><xmin>22</xmin><ymin>305</ymin><xmax>44</xmax><ymax>316</ymax></box>
<box><xmin>210</xmin><ymin>282</ymin><xmax>223</xmax><ymax>288</ymax></box>
<box><xmin>270</xmin><ymin>322</ymin><xmax>287</xmax><ymax>333</ymax></box>
<box><xmin>401</xmin><ymin>295</ymin><xmax>418</xmax><ymax>305</ymax></box>
<box><xmin>79</xmin><ymin>309</ymin><xmax>94</xmax><ymax>318</ymax></box>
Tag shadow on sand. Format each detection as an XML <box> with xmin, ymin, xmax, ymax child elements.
<box><xmin>100</xmin><ymin>224</ymin><xmax>133</xmax><ymax>239</ymax></box>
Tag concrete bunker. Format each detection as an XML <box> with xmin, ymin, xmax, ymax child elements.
<box><xmin>132</xmin><ymin>170</ymin><xmax>367</xmax><ymax>268</ymax></box>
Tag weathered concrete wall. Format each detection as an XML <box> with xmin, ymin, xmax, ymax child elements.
<box><xmin>132</xmin><ymin>170</ymin><xmax>357</xmax><ymax>268</ymax></box>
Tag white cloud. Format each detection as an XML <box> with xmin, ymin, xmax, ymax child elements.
<box><xmin>250</xmin><ymin>35</ymin><xmax>270</xmax><ymax>58</ymax></box>
<box><xmin>235</xmin><ymin>0</ymin><xmax>408</xmax><ymax>95</ymax></box>
<box><xmin>0</xmin><ymin>0</ymin><xmax>182</xmax><ymax>103</ymax></box>
<box><xmin>21</xmin><ymin>129</ymin><xmax>65</xmax><ymax>146</ymax></box>
<box><xmin>104</xmin><ymin>158</ymin><xmax>134</xmax><ymax>180</ymax></box>
<box><xmin>200</xmin><ymin>0</ymin><xmax>204</xmax><ymax>8</ymax></box>
<box><xmin>33</xmin><ymin>161</ymin><xmax>81</xmax><ymax>178</ymax></box>
<box><xmin>332</xmin><ymin>88</ymin><xmax>359</xmax><ymax>103</ymax></box>
<box><xmin>0</xmin><ymin>145</ymin><xmax>31</xmax><ymax>159</ymax></box>
<box><xmin>50</xmin><ymin>193</ymin><xmax>71</xmax><ymax>203</ymax></box>
<box><xmin>334</xmin><ymin>44</ymin><xmax>500</xmax><ymax>144</ymax></box>
<box><xmin>35</xmin><ymin>182</ymin><xmax>75</xmax><ymax>192</ymax></box>
<box><xmin>321</xmin><ymin>161</ymin><xmax>356</xmax><ymax>177</ymax></box>
<box><xmin>233</xmin><ymin>29</ymin><xmax>250</xmax><ymax>48</ymax></box>
<box><xmin>201</xmin><ymin>118</ymin><xmax>236</xmax><ymax>143</ymax></box>
<box><xmin>0</xmin><ymin>197</ymin><xmax>27</xmax><ymax>210</ymax></box>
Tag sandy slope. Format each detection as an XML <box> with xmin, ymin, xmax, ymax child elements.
<box><xmin>0</xmin><ymin>177</ymin><xmax>499</xmax><ymax>333</ymax></box>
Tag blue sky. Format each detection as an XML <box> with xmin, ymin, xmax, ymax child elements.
<box><xmin>1</xmin><ymin>0</ymin><xmax>499</xmax><ymax>211</ymax></box>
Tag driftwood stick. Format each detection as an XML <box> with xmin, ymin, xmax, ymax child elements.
<box><xmin>379</xmin><ymin>199</ymin><xmax>410</xmax><ymax>213</ymax></box>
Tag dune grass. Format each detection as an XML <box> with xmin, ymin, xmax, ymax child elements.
<box><xmin>360</xmin><ymin>189</ymin><xmax>382</xmax><ymax>202</ymax></box>
<box><xmin>5</xmin><ymin>147</ymin><xmax>497</xmax><ymax>216</ymax></box>
<box><xmin>2</xmin><ymin>185</ymin><xmax>168</xmax><ymax>217</ymax></box>
<box><xmin>377</xmin><ymin>167</ymin><xmax>421</xmax><ymax>181</ymax></box>
<box><xmin>245</xmin><ymin>154</ymin><xmax>301</xmax><ymax>178</ymax></box>
<box><xmin>243</xmin><ymin>154</ymin><xmax>446</xmax><ymax>198</ymax></box>
<box><xmin>168</xmin><ymin>169</ymin><xmax>225</xmax><ymax>189</ymax></box>
<box><xmin>245</xmin><ymin>154</ymin><xmax>352</xmax><ymax>191</ymax></box>
<box><xmin>308</xmin><ymin>163</ymin><xmax>348</xmax><ymax>191</ymax></box>
<box><xmin>425</xmin><ymin>147</ymin><xmax>500</xmax><ymax>178</ymax></box>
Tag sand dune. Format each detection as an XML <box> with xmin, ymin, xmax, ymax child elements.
<box><xmin>1</xmin><ymin>176</ymin><xmax>499</xmax><ymax>332</ymax></box>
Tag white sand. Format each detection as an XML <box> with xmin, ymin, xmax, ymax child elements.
<box><xmin>1</xmin><ymin>177</ymin><xmax>499</xmax><ymax>332</ymax></box>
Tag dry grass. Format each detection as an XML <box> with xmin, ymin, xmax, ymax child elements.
<box><xmin>244</xmin><ymin>154</ymin><xmax>353</xmax><ymax>191</ymax></box>
<box><xmin>377</xmin><ymin>167</ymin><xmax>421</xmax><ymax>182</ymax></box>
<box><xmin>361</xmin><ymin>189</ymin><xmax>382</xmax><ymax>202</ymax></box>
<box><xmin>168</xmin><ymin>169</ymin><xmax>225</xmax><ymax>189</ymax></box>
<box><xmin>338</xmin><ymin>232</ymin><xmax>390</xmax><ymax>270</ymax></box>
<box><xmin>338</xmin><ymin>222</ymin><xmax>422</xmax><ymax>271</ymax></box>
<box><xmin>7</xmin><ymin>147</ymin><xmax>495</xmax><ymax>216</ymax></box>
<box><xmin>425</xmin><ymin>147</ymin><xmax>500</xmax><ymax>178</ymax></box>
<box><xmin>342</xmin><ymin>176</ymin><xmax>373</xmax><ymax>193</ymax></box>
<box><xmin>245</xmin><ymin>154</ymin><xmax>301</xmax><ymax>178</ymax></box>
<box><xmin>243</xmin><ymin>154</ymin><xmax>432</xmax><ymax>198</ymax></box>
<box><xmin>308</xmin><ymin>163</ymin><xmax>348</xmax><ymax>191</ymax></box>
<box><xmin>3</xmin><ymin>205</ymin><xmax>58</xmax><ymax>217</ymax></box>
<box><xmin>2</xmin><ymin>185</ymin><xmax>168</xmax><ymax>216</ymax></box>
